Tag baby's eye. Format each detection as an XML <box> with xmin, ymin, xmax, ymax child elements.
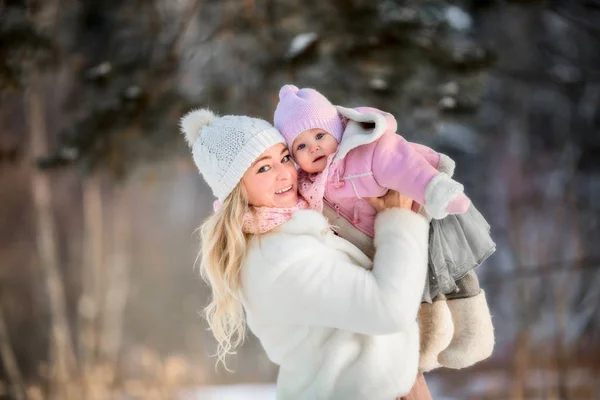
<box><xmin>257</xmin><ymin>165</ymin><xmax>271</xmax><ymax>173</ymax></box>
<box><xmin>282</xmin><ymin>155</ymin><xmax>290</xmax><ymax>163</ymax></box>
<box><xmin>297</xmin><ymin>144</ymin><xmax>306</xmax><ymax>151</ymax></box>
<box><xmin>316</xmin><ymin>133</ymin><xmax>324</xmax><ymax>140</ymax></box>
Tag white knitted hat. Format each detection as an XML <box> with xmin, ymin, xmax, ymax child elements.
<box><xmin>180</xmin><ymin>108</ymin><xmax>286</xmax><ymax>202</ymax></box>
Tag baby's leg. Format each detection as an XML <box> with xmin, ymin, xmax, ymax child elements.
<box><xmin>446</xmin><ymin>271</ymin><xmax>481</xmax><ymax>300</ymax></box>
<box><xmin>418</xmin><ymin>294</ymin><xmax>454</xmax><ymax>372</ymax></box>
<box><xmin>438</xmin><ymin>272</ymin><xmax>495</xmax><ymax>369</ymax></box>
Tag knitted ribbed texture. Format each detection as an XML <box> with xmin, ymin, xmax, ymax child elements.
<box><xmin>180</xmin><ymin>110</ymin><xmax>285</xmax><ymax>202</ymax></box>
<box><xmin>242</xmin><ymin>198</ymin><xmax>310</xmax><ymax>234</ymax></box>
<box><xmin>274</xmin><ymin>85</ymin><xmax>344</xmax><ymax>146</ymax></box>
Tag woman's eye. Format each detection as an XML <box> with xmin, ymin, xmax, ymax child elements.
<box><xmin>282</xmin><ymin>155</ymin><xmax>290</xmax><ymax>163</ymax></box>
<box><xmin>297</xmin><ymin>144</ymin><xmax>306</xmax><ymax>151</ymax></box>
<box><xmin>316</xmin><ymin>133</ymin><xmax>324</xmax><ymax>140</ymax></box>
<box><xmin>258</xmin><ymin>165</ymin><xmax>270</xmax><ymax>173</ymax></box>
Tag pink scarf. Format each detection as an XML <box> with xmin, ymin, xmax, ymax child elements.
<box><xmin>298</xmin><ymin>154</ymin><xmax>335</xmax><ymax>212</ymax></box>
<box><xmin>242</xmin><ymin>198</ymin><xmax>310</xmax><ymax>234</ymax></box>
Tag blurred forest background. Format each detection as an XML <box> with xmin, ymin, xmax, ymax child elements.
<box><xmin>1</xmin><ymin>0</ymin><xmax>600</xmax><ymax>399</ymax></box>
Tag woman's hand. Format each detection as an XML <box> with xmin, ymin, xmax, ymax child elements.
<box><xmin>366</xmin><ymin>190</ymin><xmax>420</xmax><ymax>213</ymax></box>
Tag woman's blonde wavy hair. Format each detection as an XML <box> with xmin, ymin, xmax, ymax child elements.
<box><xmin>197</xmin><ymin>183</ymin><xmax>252</xmax><ymax>370</ymax></box>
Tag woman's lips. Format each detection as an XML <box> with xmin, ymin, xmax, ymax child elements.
<box><xmin>275</xmin><ymin>185</ymin><xmax>294</xmax><ymax>195</ymax></box>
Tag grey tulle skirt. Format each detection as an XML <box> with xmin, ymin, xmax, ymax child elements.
<box><xmin>421</xmin><ymin>204</ymin><xmax>496</xmax><ymax>303</ymax></box>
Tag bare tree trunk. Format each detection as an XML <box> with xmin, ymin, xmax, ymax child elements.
<box><xmin>78</xmin><ymin>174</ymin><xmax>104</xmax><ymax>393</ymax></box>
<box><xmin>0</xmin><ymin>307</ymin><xmax>25</xmax><ymax>400</ymax></box>
<box><xmin>26</xmin><ymin>74</ymin><xmax>77</xmax><ymax>399</ymax></box>
<box><xmin>170</xmin><ymin>0</ymin><xmax>203</xmax><ymax>58</ymax></box>
<box><xmin>99</xmin><ymin>183</ymin><xmax>132</xmax><ymax>374</ymax></box>
<box><xmin>511</xmin><ymin>332</ymin><xmax>530</xmax><ymax>400</ymax></box>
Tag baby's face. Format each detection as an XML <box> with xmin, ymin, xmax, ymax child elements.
<box><xmin>291</xmin><ymin>129</ymin><xmax>339</xmax><ymax>173</ymax></box>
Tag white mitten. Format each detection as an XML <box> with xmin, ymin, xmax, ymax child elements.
<box><xmin>424</xmin><ymin>173</ymin><xmax>471</xmax><ymax>219</ymax></box>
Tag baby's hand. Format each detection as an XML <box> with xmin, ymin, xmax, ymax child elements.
<box><xmin>445</xmin><ymin>193</ymin><xmax>471</xmax><ymax>214</ymax></box>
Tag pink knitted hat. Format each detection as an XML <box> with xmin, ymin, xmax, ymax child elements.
<box><xmin>273</xmin><ymin>84</ymin><xmax>344</xmax><ymax>146</ymax></box>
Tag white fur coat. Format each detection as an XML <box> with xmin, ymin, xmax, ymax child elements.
<box><xmin>240</xmin><ymin>208</ymin><xmax>430</xmax><ymax>400</ymax></box>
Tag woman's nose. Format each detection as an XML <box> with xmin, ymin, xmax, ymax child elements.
<box><xmin>275</xmin><ymin>163</ymin><xmax>291</xmax><ymax>180</ymax></box>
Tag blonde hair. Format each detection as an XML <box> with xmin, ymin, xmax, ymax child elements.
<box><xmin>198</xmin><ymin>184</ymin><xmax>252</xmax><ymax>369</ymax></box>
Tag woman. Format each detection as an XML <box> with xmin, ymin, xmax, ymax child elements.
<box><xmin>181</xmin><ymin>108</ymin><xmax>432</xmax><ymax>400</ymax></box>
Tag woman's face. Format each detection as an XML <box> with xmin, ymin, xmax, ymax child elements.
<box><xmin>241</xmin><ymin>143</ymin><xmax>299</xmax><ymax>208</ymax></box>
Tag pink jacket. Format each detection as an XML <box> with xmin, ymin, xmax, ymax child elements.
<box><xmin>299</xmin><ymin>106</ymin><xmax>463</xmax><ymax>238</ymax></box>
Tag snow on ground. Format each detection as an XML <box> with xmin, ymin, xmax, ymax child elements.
<box><xmin>178</xmin><ymin>384</ymin><xmax>276</xmax><ymax>400</ymax></box>
<box><xmin>178</xmin><ymin>382</ymin><xmax>455</xmax><ymax>399</ymax></box>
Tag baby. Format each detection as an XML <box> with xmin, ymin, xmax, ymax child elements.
<box><xmin>274</xmin><ymin>85</ymin><xmax>496</xmax><ymax>371</ymax></box>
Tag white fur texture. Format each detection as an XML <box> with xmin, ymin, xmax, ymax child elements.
<box><xmin>334</xmin><ymin>105</ymin><xmax>388</xmax><ymax>161</ymax></box>
<box><xmin>418</xmin><ymin>300</ymin><xmax>454</xmax><ymax>372</ymax></box>
<box><xmin>438</xmin><ymin>153</ymin><xmax>456</xmax><ymax>177</ymax></box>
<box><xmin>424</xmin><ymin>173</ymin><xmax>464</xmax><ymax>219</ymax></box>
<box><xmin>241</xmin><ymin>208</ymin><xmax>430</xmax><ymax>399</ymax></box>
<box><xmin>179</xmin><ymin>108</ymin><xmax>217</xmax><ymax>147</ymax></box>
<box><xmin>438</xmin><ymin>290</ymin><xmax>495</xmax><ymax>369</ymax></box>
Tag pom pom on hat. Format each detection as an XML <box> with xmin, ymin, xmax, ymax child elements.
<box><xmin>279</xmin><ymin>84</ymin><xmax>299</xmax><ymax>100</ymax></box>
<box><xmin>180</xmin><ymin>108</ymin><xmax>285</xmax><ymax>202</ymax></box>
<box><xmin>179</xmin><ymin>108</ymin><xmax>217</xmax><ymax>147</ymax></box>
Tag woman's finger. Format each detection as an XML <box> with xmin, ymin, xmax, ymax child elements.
<box><xmin>365</xmin><ymin>196</ymin><xmax>384</xmax><ymax>212</ymax></box>
<box><xmin>411</xmin><ymin>201</ymin><xmax>421</xmax><ymax>213</ymax></box>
